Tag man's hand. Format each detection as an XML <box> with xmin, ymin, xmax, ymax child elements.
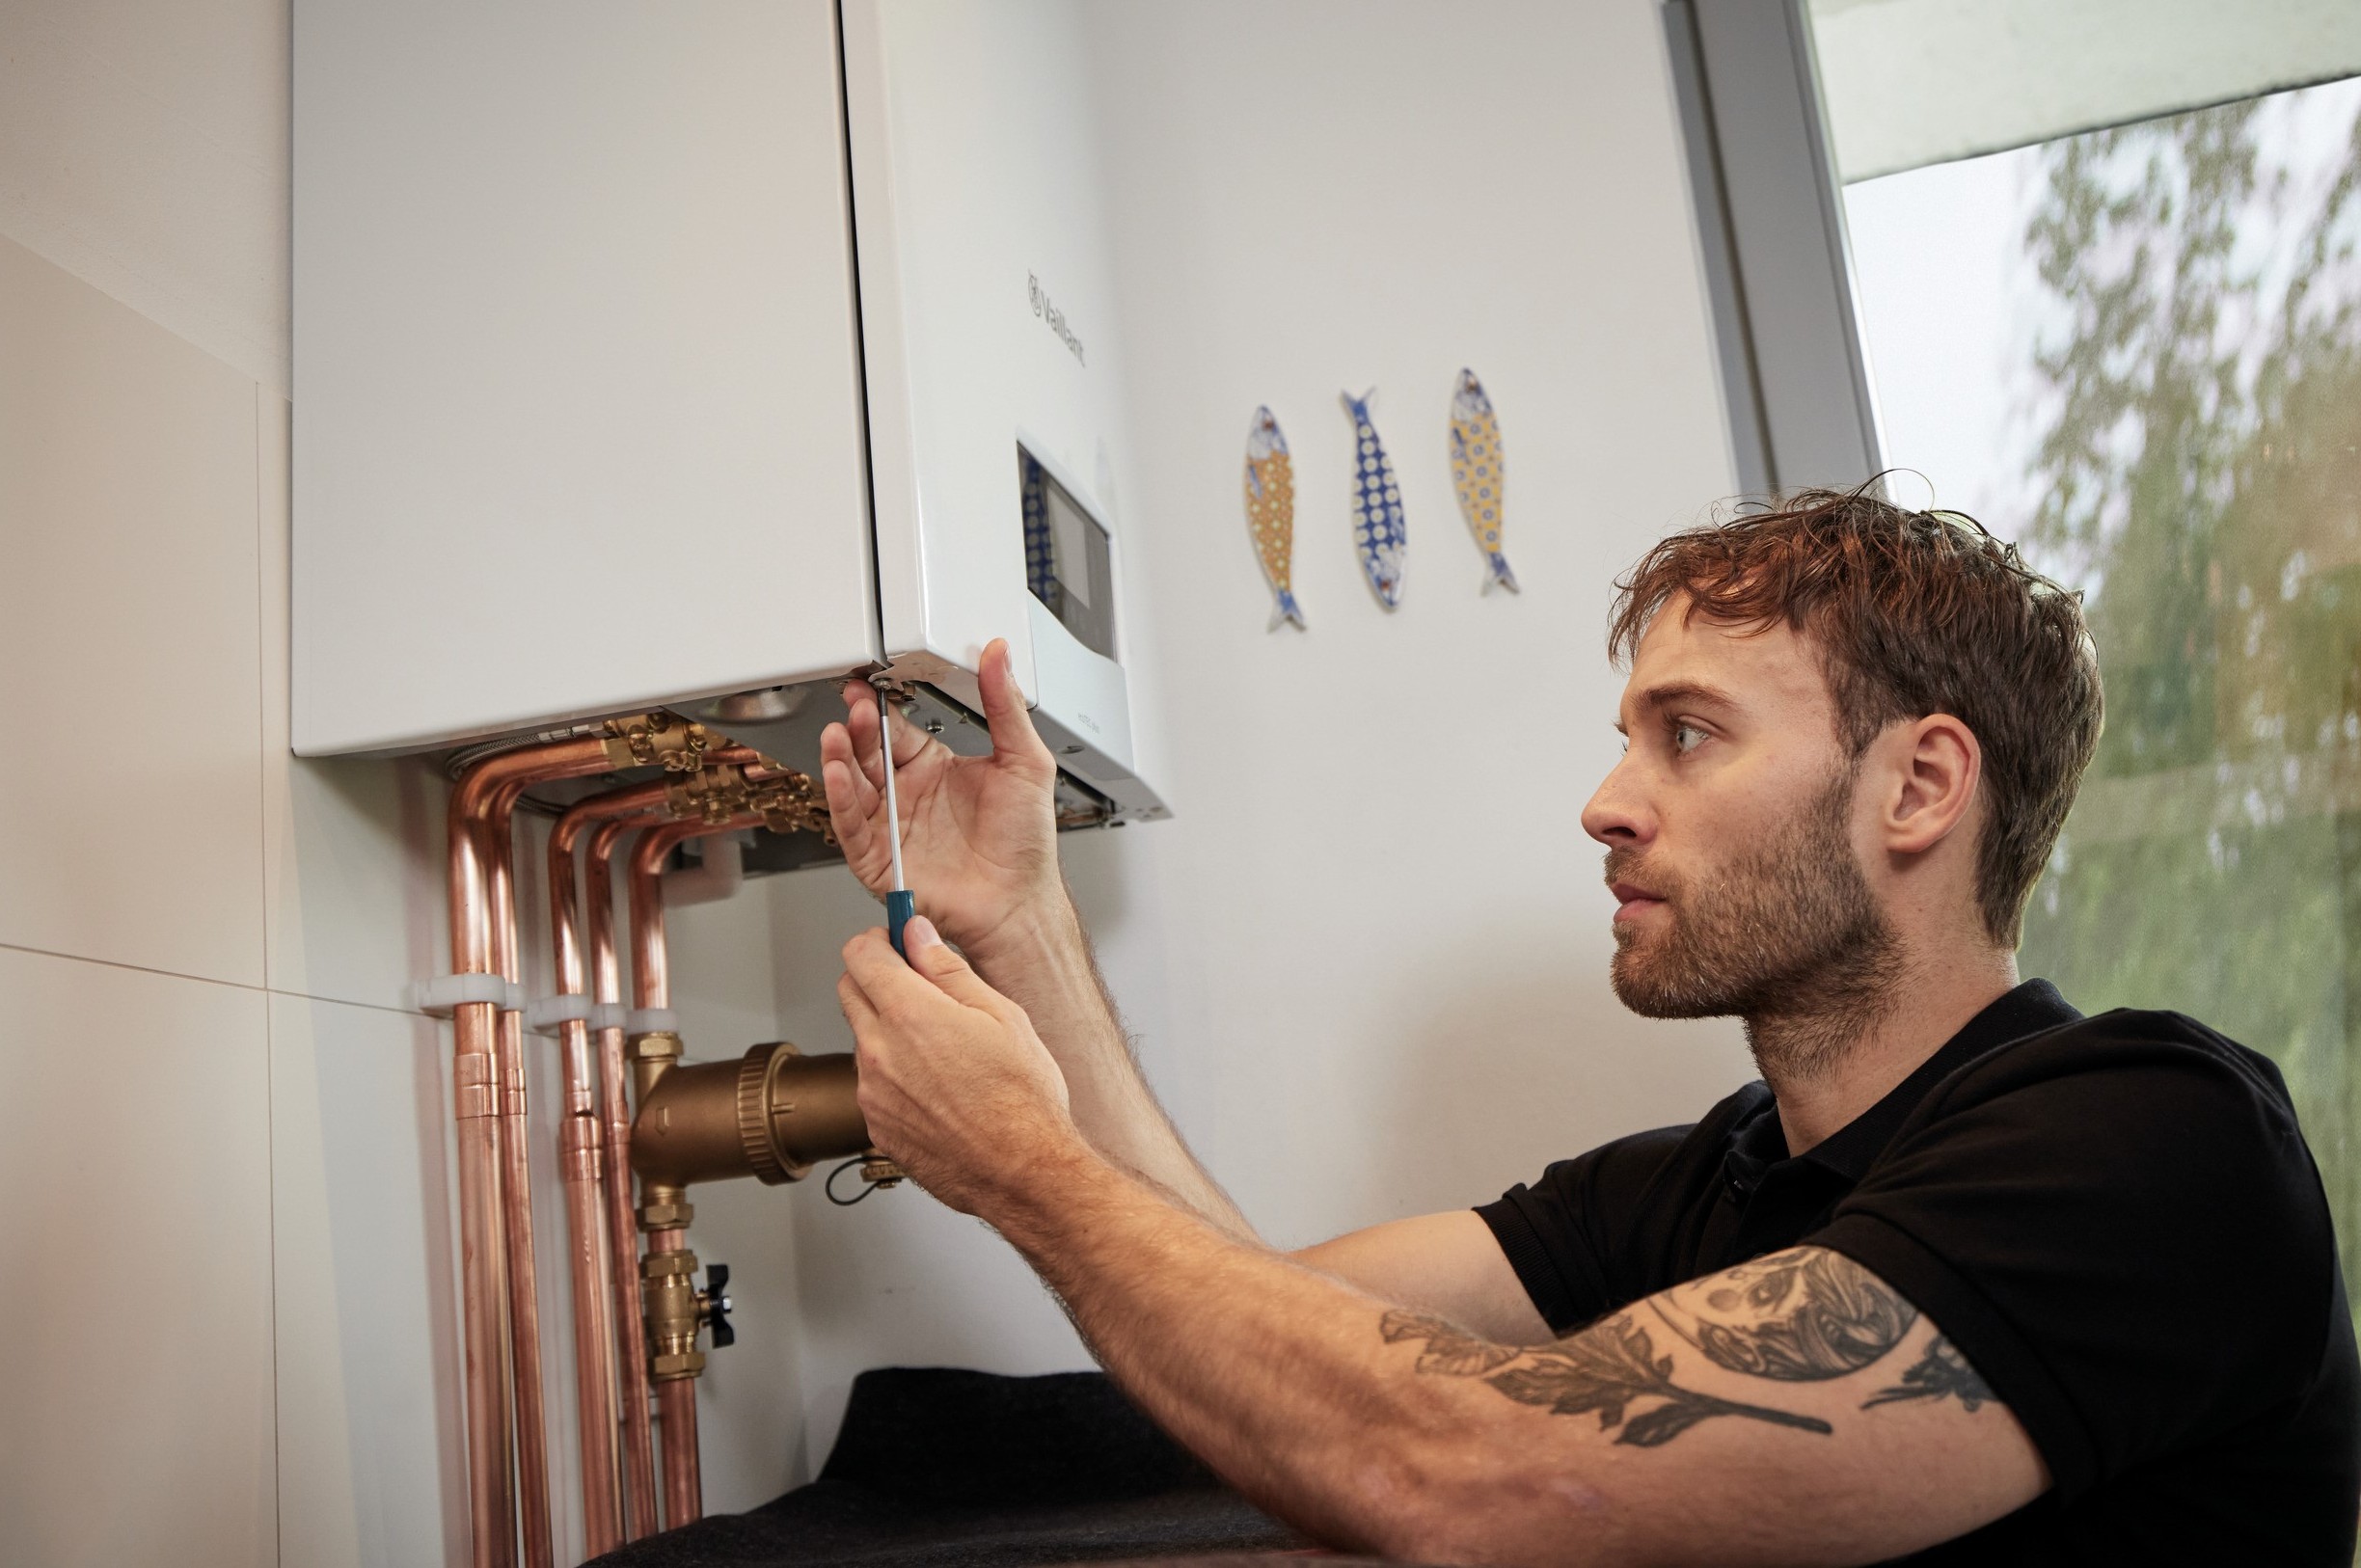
<box><xmin>819</xmin><ymin>638</ymin><xmax>1063</xmax><ymax>961</ymax></box>
<box><xmin>837</xmin><ymin>916</ymin><xmax>1087</xmax><ymax>1214</ymax></box>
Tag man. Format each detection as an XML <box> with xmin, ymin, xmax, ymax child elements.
<box><xmin>815</xmin><ymin>489</ymin><xmax>2360</xmax><ymax>1564</ymax></box>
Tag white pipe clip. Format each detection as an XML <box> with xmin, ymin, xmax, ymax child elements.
<box><xmin>411</xmin><ymin>974</ymin><xmax>528</xmax><ymax>1017</ymax></box>
<box><xmin>525</xmin><ymin>994</ymin><xmax>592</xmax><ymax>1036</ymax></box>
<box><xmin>624</xmin><ymin>1008</ymin><xmax>682</xmax><ymax>1038</ymax></box>
<box><xmin>588</xmin><ymin>1003</ymin><xmax>628</xmax><ymax>1033</ymax></box>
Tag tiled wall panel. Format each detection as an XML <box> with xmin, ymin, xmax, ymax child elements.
<box><xmin>268</xmin><ymin>991</ymin><xmax>470</xmax><ymax>1568</ymax></box>
<box><xmin>0</xmin><ymin>236</ymin><xmax>266</xmax><ymax>988</ymax></box>
<box><xmin>0</xmin><ymin>946</ymin><xmax>276</xmax><ymax>1566</ymax></box>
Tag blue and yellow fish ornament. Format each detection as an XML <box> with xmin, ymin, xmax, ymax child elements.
<box><xmin>1243</xmin><ymin>407</ymin><xmax>1306</xmax><ymax>630</ymax></box>
<box><xmin>1342</xmin><ymin>388</ymin><xmax>1405</xmax><ymax>609</ymax></box>
<box><xmin>1451</xmin><ymin>368</ymin><xmax>1518</xmax><ymax>593</ymax></box>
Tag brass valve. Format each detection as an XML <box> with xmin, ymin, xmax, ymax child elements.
<box><xmin>661</xmin><ymin>762</ymin><xmax>831</xmax><ymax>837</ymax></box>
<box><xmin>632</xmin><ymin>1041</ymin><xmax>874</xmax><ymax>1188</ymax></box>
<box><xmin>630</xmin><ymin>1041</ymin><xmax>884</xmax><ymax>1384</ymax></box>
<box><xmin>665</xmin><ymin>764</ymin><xmax>754</xmax><ymax>825</ymax></box>
<box><xmin>605</xmin><ymin>710</ymin><xmax>716</xmax><ymax>773</ymax></box>
<box><xmin>750</xmin><ymin>773</ymin><xmax>830</xmax><ymax>840</ymax></box>
<box><xmin>641</xmin><ymin>1248</ymin><xmax>707</xmax><ymax>1380</ymax></box>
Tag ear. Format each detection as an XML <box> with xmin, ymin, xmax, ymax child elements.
<box><xmin>1873</xmin><ymin>714</ymin><xmax>1982</xmax><ymax>857</ymax></box>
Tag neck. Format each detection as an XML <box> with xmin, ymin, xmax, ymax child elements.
<box><xmin>1750</xmin><ymin>941</ymin><xmax>2020</xmax><ymax>1152</ymax></box>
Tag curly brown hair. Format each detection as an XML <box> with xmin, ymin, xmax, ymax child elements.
<box><xmin>1609</xmin><ymin>484</ymin><xmax>2103</xmax><ymax>947</ymax></box>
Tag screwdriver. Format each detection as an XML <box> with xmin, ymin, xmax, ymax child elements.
<box><xmin>876</xmin><ymin>683</ymin><xmax>915</xmax><ymax>957</ymax></box>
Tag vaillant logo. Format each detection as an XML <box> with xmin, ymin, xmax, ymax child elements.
<box><xmin>1028</xmin><ymin>272</ymin><xmax>1086</xmax><ymax>366</ymax></box>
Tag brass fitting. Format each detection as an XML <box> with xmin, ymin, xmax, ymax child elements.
<box><xmin>632</xmin><ymin>1042</ymin><xmax>873</xmax><ymax>1188</ymax></box>
<box><xmin>662</xmin><ymin>763</ymin><xmax>831</xmax><ymax>837</ymax></box>
<box><xmin>628</xmin><ymin>1029</ymin><xmax>684</xmax><ymax>1105</ymax></box>
<box><xmin>638</xmin><ymin>1183</ymin><xmax>694</xmax><ymax>1231</ymax></box>
<box><xmin>603</xmin><ymin>710</ymin><xmax>719</xmax><ymax>773</ymax></box>
<box><xmin>748</xmin><ymin>774</ymin><xmax>830</xmax><ymax>840</ymax></box>
<box><xmin>641</xmin><ymin>1248</ymin><xmax>706</xmax><ymax>1381</ymax></box>
<box><xmin>665</xmin><ymin>764</ymin><xmax>754</xmax><ymax>825</ymax></box>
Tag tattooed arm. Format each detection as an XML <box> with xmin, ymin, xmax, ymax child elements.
<box><xmin>1022</xmin><ymin>1181</ymin><xmax>2040</xmax><ymax>1566</ymax></box>
<box><xmin>839</xmin><ymin>929</ymin><xmax>2048</xmax><ymax>1568</ymax></box>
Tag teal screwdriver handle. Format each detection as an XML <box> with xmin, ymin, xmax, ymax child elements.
<box><xmin>886</xmin><ymin>889</ymin><xmax>916</xmax><ymax>958</ymax></box>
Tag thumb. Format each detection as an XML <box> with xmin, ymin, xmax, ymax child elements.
<box><xmin>978</xmin><ymin>638</ymin><xmax>1055</xmax><ymax>771</ymax></box>
<box><xmin>904</xmin><ymin>917</ymin><xmax>1007</xmax><ymax>1011</ymax></box>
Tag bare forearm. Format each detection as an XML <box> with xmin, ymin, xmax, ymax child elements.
<box><xmin>989</xmin><ymin>1147</ymin><xmax>1441</xmax><ymax>1552</ymax></box>
<box><xmin>967</xmin><ymin>894</ymin><xmax>1253</xmax><ymax>1238</ymax></box>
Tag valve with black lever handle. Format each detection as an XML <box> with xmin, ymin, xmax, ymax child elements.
<box><xmin>698</xmin><ymin>1262</ymin><xmax>735</xmax><ymax>1350</ymax></box>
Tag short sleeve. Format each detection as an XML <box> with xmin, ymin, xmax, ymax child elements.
<box><xmin>1476</xmin><ymin>1122</ymin><xmax>1700</xmax><ymax>1334</ymax></box>
<box><xmin>1810</xmin><ymin>1015</ymin><xmax>2340</xmax><ymax>1503</ymax></box>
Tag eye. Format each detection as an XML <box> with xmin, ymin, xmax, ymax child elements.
<box><xmin>1670</xmin><ymin>720</ymin><xmax>1709</xmax><ymax>755</ymax></box>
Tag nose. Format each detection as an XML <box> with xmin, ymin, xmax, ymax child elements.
<box><xmin>1582</xmin><ymin>748</ymin><xmax>1652</xmax><ymax>849</ymax></box>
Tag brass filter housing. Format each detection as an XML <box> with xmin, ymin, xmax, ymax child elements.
<box><xmin>631</xmin><ymin>1042</ymin><xmax>869</xmax><ymax>1189</ymax></box>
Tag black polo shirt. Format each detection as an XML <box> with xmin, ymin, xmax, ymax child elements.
<box><xmin>1476</xmin><ymin>981</ymin><xmax>2361</xmax><ymax>1563</ymax></box>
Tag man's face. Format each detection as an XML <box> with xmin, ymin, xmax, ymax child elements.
<box><xmin>1582</xmin><ymin>601</ymin><xmax>1896</xmax><ymax>1040</ymax></box>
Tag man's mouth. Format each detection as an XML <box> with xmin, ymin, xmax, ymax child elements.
<box><xmin>1610</xmin><ymin>880</ymin><xmax>1668</xmax><ymax>923</ymax></box>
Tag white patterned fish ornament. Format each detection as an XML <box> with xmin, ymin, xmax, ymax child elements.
<box><xmin>1451</xmin><ymin>368</ymin><xmax>1518</xmax><ymax>593</ymax></box>
<box><xmin>1243</xmin><ymin>407</ymin><xmax>1306</xmax><ymax>630</ymax></box>
<box><xmin>1342</xmin><ymin>388</ymin><xmax>1405</xmax><ymax>609</ymax></box>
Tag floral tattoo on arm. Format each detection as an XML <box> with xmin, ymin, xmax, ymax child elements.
<box><xmin>1862</xmin><ymin>1335</ymin><xmax>1994</xmax><ymax>1413</ymax></box>
<box><xmin>1378</xmin><ymin>1247</ymin><xmax>1998</xmax><ymax>1446</ymax></box>
<box><xmin>1379</xmin><ymin>1310</ymin><xmax>1832</xmax><ymax>1447</ymax></box>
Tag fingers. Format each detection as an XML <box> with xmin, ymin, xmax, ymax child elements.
<box><xmin>978</xmin><ymin>639</ymin><xmax>1055</xmax><ymax>772</ymax></box>
<box><xmin>837</xmin><ymin>968</ymin><xmax>881</xmax><ymax>1035</ymax></box>
<box><xmin>902</xmin><ymin>916</ymin><xmax>1013</xmax><ymax>1014</ymax></box>
<box><xmin>840</xmin><ymin>927</ymin><xmax>947</xmax><ymax>1021</ymax></box>
<box><xmin>819</xmin><ymin>754</ymin><xmax>882</xmax><ymax>876</ymax></box>
<box><xmin>833</xmin><ymin>689</ymin><xmax>888</xmax><ymax>793</ymax></box>
<box><xmin>843</xmin><ymin>677</ymin><xmax>941</xmax><ymax>776</ymax></box>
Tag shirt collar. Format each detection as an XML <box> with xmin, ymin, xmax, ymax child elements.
<box><xmin>1799</xmin><ymin>979</ymin><xmax>2082</xmax><ymax>1180</ymax></box>
<box><xmin>1723</xmin><ymin>979</ymin><xmax>2082</xmax><ymax>1185</ymax></box>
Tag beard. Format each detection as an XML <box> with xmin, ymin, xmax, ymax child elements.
<box><xmin>1607</xmin><ymin>762</ymin><xmax>1902</xmax><ymax>1080</ymax></box>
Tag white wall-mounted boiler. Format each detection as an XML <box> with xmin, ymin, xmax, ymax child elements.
<box><xmin>293</xmin><ymin>0</ymin><xmax>1165</xmax><ymax>832</ymax></box>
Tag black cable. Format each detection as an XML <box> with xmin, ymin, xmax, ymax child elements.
<box><xmin>826</xmin><ymin>1157</ymin><xmax>881</xmax><ymax>1205</ymax></box>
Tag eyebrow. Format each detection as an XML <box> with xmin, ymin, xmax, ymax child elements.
<box><xmin>1634</xmin><ymin>680</ymin><xmax>1743</xmax><ymax>715</ymax></box>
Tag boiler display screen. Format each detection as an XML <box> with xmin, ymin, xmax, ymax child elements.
<box><xmin>1018</xmin><ymin>446</ymin><xmax>1114</xmax><ymax>659</ymax></box>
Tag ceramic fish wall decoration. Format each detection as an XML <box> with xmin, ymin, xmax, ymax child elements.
<box><xmin>1450</xmin><ymin>368</ymin><xmax>1518</xmax><ymax>593</ymax></box>
<box><xmin>1342</xmin><ymin>388</ymin><xmax>1406</xmax><ymax>609</ymax></box>
<box><xmin>1243</xmin><ymin>406</ymin><xmax>1306</xmax><ymax>630</ymax></box>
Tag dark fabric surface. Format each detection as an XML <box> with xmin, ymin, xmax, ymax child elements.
<box><xmin>588</xmin><ymin>1368</ymin><xmax>1300</xmax><ymax>1568</ymax></box>
<box><xmin>1475</xmin><ymin>979</ymin><xmax>2361</xmax><ymax>1565</ymax></box>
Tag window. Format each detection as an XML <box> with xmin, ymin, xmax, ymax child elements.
<box><xmin>1669</xmin><ymin>1</ymin><xmax>2361</xmax><ymax>1314</ymax></box>
<box><xmin>1842</xmin><ymin>77</ymin><xmax>2361</xmax><ymax>1304</ymax></box>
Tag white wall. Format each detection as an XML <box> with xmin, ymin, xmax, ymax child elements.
<box><xmin>768</xmin><ymin>0</ymin><xmax>1754</xmax><ymax>1468</ymax></box>
<box><xmin>0</xmin><ymin>4</ymin><xmax>801</xmax><ymax>1561</ymax></box>
<box><xmin>1</xmin><ymin>0</ymin><xmax>1756</xmax><ymax>1558</ymax></box>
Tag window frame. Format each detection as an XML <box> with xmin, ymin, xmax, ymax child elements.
<box><xmin>1662</xmin><ymin>0</ymin><xmax>1886</xmax><ymax>494</ymax></box>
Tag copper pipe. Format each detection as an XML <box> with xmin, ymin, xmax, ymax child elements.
<box><xmin>628</xmin><ymin>819</ymin><xmax>708</xmax><ymax>1528</ymax></box>
<box><xmin>548</xmin><ymin>806</ymin><xmax>629</xmax><ymax>1559</ymax></box>
<box><xmin>587</xmin><ymin>816</ymin><xmax>666</xmax><ymax>1538</ymax></box>
<box><xmin>561</xmin><ymin>779</ymin><xmax>699</xmax><ymax>1543</ymax></box>
<box><xmin>449</xmin><ymin>729</ymin><xmax>654</xmax><ymax>1568</ymax></box>
<box><xmin>448</xmin><ymin>1002</ymin><xmax>516</xmax><ymax>1568</ymax></box>
<box><xmin>485</xmin><ymin>786</ymin><xmax>556</xmax><ymax>1568</ymax></box>
<box><xmin>623</xmin><ymin>814</ymin><xmax>771</xmax><ymax>1531</ymax></box>
<box><xmin>657</xmin><ymin>1364</ymin><xmax>703</xmax><ymax>1529</ymax></box>
<box><xmin>628</xmin><ymin>819</ymin><xmax>712</xmax><ymax>1011</ymax></box>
